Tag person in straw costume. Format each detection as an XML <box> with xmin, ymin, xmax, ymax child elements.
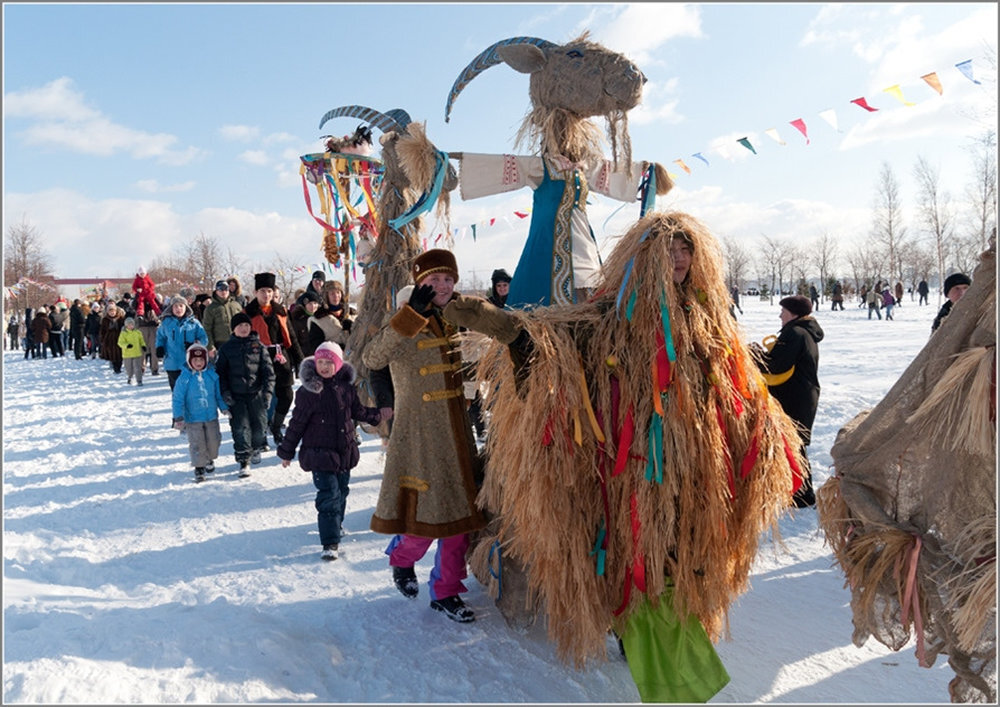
<box><xmin>444</xmin><ymin>210</ymin><xmax>806</xmax><ymax>702</ymax></box>
<box><xmin>816</xmin><ymin>240</ymin><xmax>995</xmax><ymax>703</ymax></box>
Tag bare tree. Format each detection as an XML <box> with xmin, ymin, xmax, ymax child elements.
<box><xmin>965</xmin><ymin>130</ymin><xmax>997</xmax><ymax>254</ymax></box>
<box><xmin>262</xmin><ymin>252</ymin><xmax>310</xmax><ymax>306</ymax></box>
<box><xmin>913</xmin><ymin>155</ymin><xmax>954</xmax><ymax>306</ymax></box>
<box><xmin>757</xmin><ymin>234</ymin><xmax>797</xmax><ymax>300</ymax></box>
<box><xmin>721</xmin><ymin>235</ymin><xmax>752</xmax><ymax>292</ymax></box>
<box><xmin>871</xmin><ymin>162</ymin><xmax>907</xmax><ymax>287</ymax></box>
<box><xmin>180</xmin><ymin>232</ymin><xmax>226</xmax><ymax>292</ymax></box>
<box><xmin>810</xmin><ymin>231</ymin><xmax>838</xmax><ymax>299</ymax></box>
<box><xmin>899</xmin><ymin>244</ymin><xmax>936</xmax><ymax>302</ymax></box>
<box><xmin>756</xmin><ymin>234</ymin><xmax>782</xmax><ymax>301</ymax></box>
<box><xmin>4</xmin><ymin>217</ymin><xmax>54</xmax><ymax>312</ymax></box>
<box><xmin>845</xmin><ymin>242</ymin><xmax>885</xmax><ymax>302</ymax></box>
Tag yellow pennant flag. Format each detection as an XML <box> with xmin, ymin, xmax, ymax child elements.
<box><xmin>883</xmin><ymin>84</ymin><xmax>915</xmax><ymax>106</ymax></box>
<box><xmin>921</xmin><ymin>72</ymin><xmax>943</xmax><ymax>95</ymax></box>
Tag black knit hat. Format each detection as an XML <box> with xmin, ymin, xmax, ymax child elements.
<box><xmin>230</xmin><ymin>312</ymin><xmax>252</xmax><ymax>331</ymax></box>
<box><xmin>491</xmin><ymin>268</ymin><xmax>512</xmax><ymax>284</ymax></box>
<box><xmin>943</xmin><ymin>273</ymin><xmax>971</xmax><ymax>296</ymax></box>
<box><xmin>299</xmin><ymin>289</ymin><xmax>322</xmax><ymax>305</ymax></box>
<box><xmin>779</xmin><ymin>295</ymin><xmax>812</xmax><ymax>318</ymax></box>
<box><xmin>311</xmin><ymin>270</ymin><xmax>326</xmax><ymax>282</ymax></box>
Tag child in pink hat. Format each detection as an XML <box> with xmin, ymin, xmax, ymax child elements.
<box><xmin>276</xmin><ymin>341</ymin><xmax>388</xmax><ymax>560</ymax></box>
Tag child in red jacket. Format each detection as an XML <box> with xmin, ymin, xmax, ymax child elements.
<box><xmin>132</xmin><ymin>266</ymin><xmax>161</xmax><ymax>317</ymax></box>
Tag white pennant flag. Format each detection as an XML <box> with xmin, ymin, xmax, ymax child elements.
<box><xmin>765</xmin><ymin>128</ymin><xmax>787</xmax><ymax>145</ymax></box>
<box><xmin>819</xmin><ymin>108</ymin><xmax>840</xmax><ymax>132</ymax></box>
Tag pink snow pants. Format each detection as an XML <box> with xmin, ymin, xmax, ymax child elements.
<box><xmin>388</xmin><ymin>533</ymin><xmax>470</xmax><ymax>601</ymax></box>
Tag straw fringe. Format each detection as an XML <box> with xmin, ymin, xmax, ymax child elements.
<box><xmin>473</xmin><ymin>211</ymin><xmax>800</xmax><ymax>666</ymax></box>
<box><xmin>940</xmin><ymin>515</ymin><xmax>997</xmax><ymax>653</ymax></box>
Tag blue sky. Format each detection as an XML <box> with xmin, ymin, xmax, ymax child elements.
<box><xmin>3</xmin><ymin>2</ymin><xmax>997</xmax><ymax>291</ymax></box>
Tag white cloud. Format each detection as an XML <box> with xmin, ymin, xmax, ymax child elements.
<box><xmin>2</xmin><ymin>189</ymin><xmax>322</xmax><ymax>280</ymax></box>
<box><xmin>5</xmin><ymin>77</ymin><xmax>204</xmax><ymax>165</ymax></box>
<box><xmin>2</xmin><ymin>76</ymin><xmax>100</xmax><ymax>121</ymax></box>
<box><xmin>218</xmin><ymin>124</ymin><xmax>261</xmax><ymax>142</ymax></box>
<box><xmin>583</xmin><ymin>4</ymin><xmax>703</xmax><ymax>64</ymax></box>
<box><xmin>135</xmin><ymin>179</ymin><xmax>196</xmax><ymax>194</ymax></box>
<box><xmin>238</xmin><ymin>150</ymin><xmax>270</xmax><ymax>166</ymax></box>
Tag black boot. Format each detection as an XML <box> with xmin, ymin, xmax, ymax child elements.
<box><xmin>392</xmin><ymin>566</ymin><xmax>419</xmax><ymax>599</ymax></box>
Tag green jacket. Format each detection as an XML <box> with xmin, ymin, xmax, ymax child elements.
<box><xmin>117</xmin><ymin>327</ymin><xmax>146</xmax><ymax>359</ymax></box>
<box><xmin>202</xmin><ymin>293</ymin><xmax>244</xmax><ymax>352</ymax></box>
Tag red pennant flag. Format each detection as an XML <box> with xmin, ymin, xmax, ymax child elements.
<box><xmin>489</xmin><ymin>218</ymin><xmax>496</xmax><ymax>226</ymax></box>
<box><xmin>789</xmin><ymin>118</ymin><xmax>810</xmax><ymax>144</ymax></box>
<box><xmin>851</xmin><ymin>97</ymin><xmax>879</xmax><ymax>112</ymax></box>
<box><xmin>514</xmin><ymin>211</ymin><xmax>529</xmax><ymax>219</ymax></box>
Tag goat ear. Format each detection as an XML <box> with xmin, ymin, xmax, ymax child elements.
<box><xmin>497</xmin><ymin>43</ymin><xmax>547</xmax><ymax>74</ymax></box>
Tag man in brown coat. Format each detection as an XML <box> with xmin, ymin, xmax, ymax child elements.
<box><xmin>362</xmin><ymin>249</ymin><xmax>485</xmax><ymax>623</ymax></box>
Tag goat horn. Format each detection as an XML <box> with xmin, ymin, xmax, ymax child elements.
<box><xmin>444</xmin><ymin>36</ymin><xmax>555</xmax><ymax>123</ymax></box>
<box><xmin>318</xmin><ymin>105</ymin><xmax>406</xmax><ymax>133</ymax></box>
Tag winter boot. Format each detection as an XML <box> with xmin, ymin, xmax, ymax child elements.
<box><xmin>250</xmin><ymin>450</ymin><xmax>262</xmax><ymax>465</ymax></box>
<box><xmin>205</xmin><ymin>461</ymin><xmax>215</xmax><ymax>474</ymax></box>
<box><xmin>194</xmin><ymin>467</ymin><xmax>206</xmax><ymax>483</ymax></box>
<box><xmin>392</xmin><ymin>566</ymin><xmax>419</xmax><ymax>599</ymax></box>
<box><xmin>430</xmin><ymin>595</ymin><xmax>475</xmax><ymax>623</ymax></box>
<box><xmin>321</xmin><ymin>544</ymin><xmax>339</xmax><ymax>561</ymax></box>
<box><xmin>238</xmin><ymin>462</ymin><xmax>251</xmax><ymax>478</ymax></box>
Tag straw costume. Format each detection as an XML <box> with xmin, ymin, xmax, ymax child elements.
<box><xmin>445</xmin><ymin>211</ymin><xmax>805</xmax><ymax>700</ymax></box>
<box><xmin>817</xmin><ymin>243</ymin><xmax>996</xmax><ymax>703</ymax></box>
<box><xmin>444</xmin><ymin>33</ymin><xmax>671</xmax><ymax>307</ymax></box>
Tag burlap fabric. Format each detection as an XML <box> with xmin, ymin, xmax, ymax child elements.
<box><xmin>817</xmin><ymin>245</ymin><xmax>996</xmax><ymax>703</ymax></box>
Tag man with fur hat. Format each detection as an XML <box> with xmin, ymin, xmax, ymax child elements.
<box><xmin>753</xmin><ymin>294</ymin><xmax>824</xmax><ymax>508</ymax></box>
<box><xmin>362</xmin><ymin>248</ymin><xmax>486</xmax><ymax>623</ymax></box>
<box><xmin>245</xmin><ymin>272</ymin><xmax>304</xmax><ymax>445</ymax></box>
<box><xmin>931</xmin><ymin>272</ymin><xmax>972</xmax><ymax>333</ymax></box>
<box><xmin>203</xmin><ymin>279</ymin><xmax>244</xmax><ymax>359</ymax></box>
<box><xmin>216</xmin><ymin>311</ymin><xmax>275</xmax><ymax>477</ymax></box>
<box><xmin>155</xmin><ymin>295</ymin><xmax>208</xmax><ymax>392</ymax></box>
<box><xmin>277</xmin><ymin>341</ymin><xmax>387</xmax><ymax>560</ymax></box>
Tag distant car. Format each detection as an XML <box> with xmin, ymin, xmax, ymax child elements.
<box><xmin>745</xmin><ymin>288</ymin><xmax>760</xmax><ymax>296</ymax></box>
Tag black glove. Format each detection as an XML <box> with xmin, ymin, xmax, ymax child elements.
<box><xmin>341</xmin><ymin>318</ymin><xmax>352</xmax><ymax>333</ymax></box>
<box><xmin>408</xmin><ymin>284</ymin><xmax>436</xmax><ymax>315</ymax></box>
<box><xmin>155</xmin><ymin>346</ymin><xmax>165</xmax><ymax>358</ymax></box>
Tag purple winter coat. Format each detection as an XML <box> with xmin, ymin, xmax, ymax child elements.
<box><xmin>276</xmin><ymin>357</ymin><xmax>381</xmax><ymax>472</ymax></box>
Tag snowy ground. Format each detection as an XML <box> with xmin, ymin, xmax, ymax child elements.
<box><xmin>3</xmin><ymin>293</ymin><xmax>958</xmax><ymax>703</ymax></box>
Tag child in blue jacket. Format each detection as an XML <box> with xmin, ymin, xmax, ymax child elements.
<box><xmin>172</xmin><ymin>343</ymin><xmax>229</xmax><ymax>483</ymax></box>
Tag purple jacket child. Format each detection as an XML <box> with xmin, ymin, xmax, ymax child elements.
<box><xmin>276</xmin><ymin>342</ymin><xmax>384</xmax><ymax>561</ymax></box>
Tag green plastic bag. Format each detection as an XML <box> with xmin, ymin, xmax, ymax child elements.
<box><xmin>620</xmin><ymin>588</ymin><xmax>731</xmax><ymax>703</ymax></box>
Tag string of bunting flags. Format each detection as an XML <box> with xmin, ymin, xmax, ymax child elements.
<box><xmin>665</xmin><ymin>57</ymin><xmax>987</xmax><ymax>180</ymax></box>
<box><xmin>4</xmin><ymin>277</ymin><xmax>60</xmax><ymax>300</ymax></box>
<box><xmin>407</xmin><ymin>56</ymin><xmax>987</xmax><ymax>249</ymax></box>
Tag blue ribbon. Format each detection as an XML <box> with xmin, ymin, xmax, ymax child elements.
<box><xmin>658</xmin><ymin>288</ymin><xmax>676</xmax><ymax>363</ymax></box>
<box><xmin>645</xmin><ymin>412</ymin><xmax>663</xmax><ymax>483</ymax></box>
<box><xmin>589</xmin><ymin>522</ymin><xmax>607</xmax><ymax>576</ymax></box>
<box><xmin>488</xmin><ymin>540</ymin><xmax>503</xmax><ymax>598</ymax></box>
<box><xmin>388</xmin><ymin>150</ymin><xmax>449</xmax><ymax>231</ymax></box>
<box><xmin>615</xmin><ymin>228</ymin><xmax>652</xmax><ymax>318</ymax></box>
